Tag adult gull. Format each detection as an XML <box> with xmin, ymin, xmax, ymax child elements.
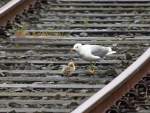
<box><xmin>71</xmin><ymin>43</ymin><xmax>116</xmax><ymax>75</ymax></box>
<box><xmin>71</xmin><ymin>43</ymin><xmax>116</xmax><ymax>61</ymax></box>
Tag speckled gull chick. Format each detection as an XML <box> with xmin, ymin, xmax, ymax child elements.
<box><xmin>72</xmin><ymin>43</ymin><xmax>116</xmax><ymax>61</ymax></box>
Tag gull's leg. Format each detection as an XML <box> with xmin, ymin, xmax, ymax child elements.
<box><xmin>92</xmin><ymin>61</ymin><xmax>96</xmax><ymax>67</ymax></box>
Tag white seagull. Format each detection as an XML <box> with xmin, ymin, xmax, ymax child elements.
<box><xmin>71</xmin><ymin>43</ymin><xmax>116</xmax><ymax>75</ymax></box>
<box><xmin>71</xmin><ymin>43</ymin><xmax>116</xmax><ymax>61</ymax></box>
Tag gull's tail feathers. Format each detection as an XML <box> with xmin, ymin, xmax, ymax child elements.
<box><xmin>106</xmin><ymin>47</ymin><xmax>116</xmax><ymax>55</ymax></box>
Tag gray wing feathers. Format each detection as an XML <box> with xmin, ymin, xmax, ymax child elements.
<box><xmin>90</xmin><ymin>45</ymin><xmax>109</xmax><ymax>58</ymax></box>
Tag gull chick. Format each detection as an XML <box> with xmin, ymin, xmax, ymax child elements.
<box><xmin>71</xmin><ymin>43</ymin><xmax>116</xmax><ymax>61</ymax></box>
<box><xmin>61</xmin><ymin>61</ymin><xmax>76</xmax><ymax>76</ymax></box>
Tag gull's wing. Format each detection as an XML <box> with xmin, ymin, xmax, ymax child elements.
<box><xmin>89</xmin><ymin>45</ymin><xmax>109</xmax><ymax>58</ymax></box>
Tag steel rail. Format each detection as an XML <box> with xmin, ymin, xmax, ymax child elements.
<box><xmin>0</xmin><ymin>0</ymin><xmax>36</xmax><ymax>26</ymax></box>
<box><xmin>72</xmin><ymin>48</ymin><xmax>150</xmax><ymax>113</ymax></box>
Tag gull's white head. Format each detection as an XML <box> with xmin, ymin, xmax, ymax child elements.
<box><xmin>72</xmin><ymin>43</ymin><xmax>82</xmax><ymax>52</ymax></box>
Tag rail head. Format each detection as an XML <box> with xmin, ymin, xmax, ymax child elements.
<box><xmin>0</xmin><ymin>0</ymin><xmax>36</xmax><ymax>26</ymax></box>
<box><xmin>71</xmin><ymin>47</ymin><xmax>150</xmax><ymax>113</ymax></box>
<box><xmin>0</xmin><ymin>0</ymin><xmax>21</xmax><ymax>15</ymax></box>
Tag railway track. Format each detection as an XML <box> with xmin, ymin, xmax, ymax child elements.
<box><xmin>0</xmin><ymin>0</ymin><xmax>149</xmax><ymax>113</ymax></box>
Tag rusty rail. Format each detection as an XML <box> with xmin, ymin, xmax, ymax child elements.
<box><xmin>72</xmin><ymin>48</ymin><xmax>150</xmax><ymax>113</ymax></box>
<box><xmin>0</xmin><ymin>0</ymin><xmax>36</xmax><ymax>26</ymax></box>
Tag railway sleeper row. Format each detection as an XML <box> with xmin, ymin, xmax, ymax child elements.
<box><xmin>0</xmin><ymin>0</ymin><xmax>149</xmax><ymax>113</ymax></box>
